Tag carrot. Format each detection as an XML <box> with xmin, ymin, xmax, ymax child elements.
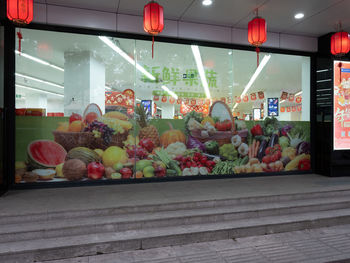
<box><xmin>255</xmin><ymin>141</ymin><xmax>260</xmax><ymax>157</ymax></box>
<box><xmin>251</xmin><ymin>139</ymin><xmax>256</xmax><ymax>158</ymax></box>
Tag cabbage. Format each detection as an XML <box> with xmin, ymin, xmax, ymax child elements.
<box><xmin>278</xmin><ymin>136</ymin><xmax>290</xmax><ymax>150</ymax></box>
<box><xmin>187</xmin><ymin>136</ymin><xmax>205</xmax><ymax>151</ymax></box>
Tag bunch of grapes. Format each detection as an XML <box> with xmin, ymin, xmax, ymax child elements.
<box><xmin>84</xmin><ymin>120</ymin><xmax>115</xmax><ymax>145</ymax></box>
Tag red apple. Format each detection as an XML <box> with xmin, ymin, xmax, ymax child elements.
<box><xmin>85</xmin><ymin>112</ymin><xmax>98</xmax><ymax>124</ymax></box>
<box><xmin>69</xmin><ymin>113</ymin><xmax>82</xmax><ymax>124</ymax></box>
<box><xmin>87</xmin><ymin>162</ymin><xmax>105</xmax><ymax>180</ymax></box>
<box><xmin>119</xmin><ymin>168</ymin><xmax>132</xmax><ymax>179</ymax></box>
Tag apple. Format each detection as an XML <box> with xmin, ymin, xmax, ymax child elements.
<box><xmin>87</xmin><ymin>162</ymin><xmax>105</xmax><ymax>180</ymax></box>
<box><xmin>69</xmin><ymin>113</ymin><xmax>82</xmax><ymax>124</ymax></box>
<box><xmin>119</xmin><ymin>168</ymin><xmax>132</xmax><ymax>179</ymax></box>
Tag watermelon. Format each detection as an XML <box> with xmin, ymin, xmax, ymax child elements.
<box><xmin>27</xmin><ymin>140</ymin><xmax>67</xmax><ymax>169</ymax></box>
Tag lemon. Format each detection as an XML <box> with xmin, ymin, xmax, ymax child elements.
<box><xmin>55</xmin><ymin>163</ymin><xmax>64</xmax><ymax>178</ymax></box>
<box><xmin>102</xmin><ymin>146</ymin><xmax>128</xmax><ymax>167</ymax></box>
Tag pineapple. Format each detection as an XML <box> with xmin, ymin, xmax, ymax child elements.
<box><xmin>135</xmin><ymin>105</ymin><xmax>160</xmax><ymax>147</ymax></box>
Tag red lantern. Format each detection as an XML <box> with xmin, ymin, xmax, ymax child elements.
<box><xmin>7</xmin><ymin>0</ymin><xmax>33</xmax><ymax>24</ymax></box>
<box><xmin>248</xmin><ymin>11</ymin><xmax>267</xmax><ymax>67</ymax></box>
<box><xmin>331</xmin><ymin>31</ymin><xmax>350</xmax><ymax>56</ymax></box>
<box><xmin>143</xmin><ymin>1</ymin><xmax>164</xmax><ymax>59</ymax></box>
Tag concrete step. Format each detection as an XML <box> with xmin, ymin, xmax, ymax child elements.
<box><xmin>1</xmin><ymin>207</ymin><xmax>350</xmax><ymax>263</ymax></box>
<box><xmin>1</xmin><ymin>188</ymin><xmax>350</xmax><ymax>224</ymax></box>
<box><xmin>0</xmin><ymin>195</ymin><xmax>350</xmax><ymax>243</ymax></box>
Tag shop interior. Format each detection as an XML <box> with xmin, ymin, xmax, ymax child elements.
<box><xmin>15</xmin><ymin>28</ymin><xmax>310</xmax><ymax>121</ymax></box>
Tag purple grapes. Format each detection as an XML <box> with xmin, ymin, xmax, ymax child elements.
<box><xmin>84</xmin><ymin>120</ymin><xmax>115</xmax><ymax>144</ymax></box>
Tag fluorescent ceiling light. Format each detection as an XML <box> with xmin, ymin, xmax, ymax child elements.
<box><xmin>16</xmin><ymin>84</ymin><xmax>64</xmax><ymax>97</ymax></box>
<box><xmin>99</xmin><ymin>36</ymin><xmax>155</xmax><ymax>81</ymax></box>
<box><xmin>191</xmin><ymin>45</ymin><xmax>211</xmax><ymax>99</ymax></box>
<box><xmin>161</xmin><ymin>85</ymin><xmax>178</xmax><ymax>99</ymax></box>
<box><xmin>15</xmin><ymin>73</ymin><xmax>64</xmax><ymax>89</ymax></box>
<box><xmin>280</xmin><ymin>100</ymin><xmax>286</xmax><ymax>103</ymax></box>
<box><xmin>202</xmin><ymin>0</ymin><xmax>212</xmax><ymax>6</ymax></box>
<box><xmin>295</xmin><ymin>91</ymin><xmax>302</xmax><ymax>96</ymax></box>
<box><xmin>136</xmin><ymin>98</ymin><xmax>141</xmax><ymax>102</ymax></box>
<box><xmin>105</xmin><ymin>86</ymin><xmax>112</xmax><ymax>91</ymax></box>
<box><xmin>317</xmin><ymin>79</ymin><xmax>332</xmax><ymax>83</ymax></box>
<box><xmin>317</xmin><ymin>69</ymin><xmax>329</xmax><ymax>73</ymax></box>
<box><xmin>15</xmin><ymin>50</ymin><xmax>64</xmax><ymax>72</ymax></box>
<box><xmin>294</xmin><ymin>13</ymin><xmax>304</xmax><ymax>19</ymax></box>
<box><xmin>233</xmin><ymin>54</ymin><xmax>271</xmax><ymax>110</ymax></box>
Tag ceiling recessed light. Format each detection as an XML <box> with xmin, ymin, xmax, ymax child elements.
<box><xmin>294</xmin><ymin>13</ymin><xmax>304</xmax><ymax>19</ymax></box>
<box><xmin>202</xmin><ymin>0</ymin><xmax>212</xmax><ymax>6</ymax></box>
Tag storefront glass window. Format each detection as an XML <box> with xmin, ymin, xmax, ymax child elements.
<box><xmin>14</xmin><ymin>28</ymin><xmax>311</xmax><ymax>184</ymax></box>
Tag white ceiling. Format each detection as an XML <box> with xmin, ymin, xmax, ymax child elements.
<box><xmin>34</xmin><ymin>0</ymin><xmax>350</xmax><ymax>37</ymax></box>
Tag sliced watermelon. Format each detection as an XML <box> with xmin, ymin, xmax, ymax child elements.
<box><xmin>27</xmin><ymin>140</ymin><xmax>67</xmax><ymax>169</ymax></box>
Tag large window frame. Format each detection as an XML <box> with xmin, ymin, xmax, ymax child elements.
<box><xmin>1</xmin><ymin>22</ymin><xmax>317</xmax><ymax>190</ymax></box>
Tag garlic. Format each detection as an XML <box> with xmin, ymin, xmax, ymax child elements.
<box><xmin>238</xmin><ymin>143</ymin><xmax>249</xmax><ymax>156</ymax></box>
<box><xmin>231</xmin><ymin>135</ymin><xmax>242</xmax><ymax>148</ymax></box>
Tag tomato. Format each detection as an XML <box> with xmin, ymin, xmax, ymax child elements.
<box><xmin>270</xmin><ymin>153</ymin><xmax>279</xmax><ymax>162</ymax></box>
<box><xmin>262</xmin><ymin>155</ymin><xmax>271</xmax><ymax>163</ymax></box>
<box><xmin>224</xmin><ymin>120</ymin><xmax>232</xmax><ymax>131</ymax></box>
<box><xmin>215</xmin><ymin>122</ymin><xmax>227</xmax><ymax>131</ymax></box>
<box><xmin>265</xmin><ymin>147</ymin><xmax>273</xmax><ymax>155</ymax></box>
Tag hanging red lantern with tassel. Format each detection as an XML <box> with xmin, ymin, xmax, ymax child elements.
<box><xmin>248</xmin><ymin>9</ymin><xmax>267</xmax><ymax>67</ymax></box>
<box><xmin>7</xmin><ymin>0</ymin><xmax>33</xmax><ymax>24</ymax></box>
<box><xmin>143</xmin><ymin>1</ymin><xmax>164</xmax><ymax>59</ymax></box>
<box><xmin>331</xmin><ymin>31</ymin><xmax>350</xmax><ymax>56</ymax></box>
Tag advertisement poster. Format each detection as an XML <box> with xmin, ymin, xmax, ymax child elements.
<box><xmin>268</xmin><ymin>98</ymin><xmax>279</xmax><ymax>117</ymax></box>
<box><xmin>141</xmin><ymin>100</ymin><xmax>152</xmax><ymax>118</ymax></box>
<box><xmin>334</xmin><ymin>61</ymin><xmax>350</xmax><ymax>150</ymax></box>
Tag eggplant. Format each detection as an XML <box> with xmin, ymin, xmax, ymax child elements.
<box><xmin>268</xmin><ymin>134</ymin><xmax>279</xmax><ymax>148</ymax></box>
<box><xmin>257</xmin><ymin>139</ymin><xmax>268</xmax><ymax>161</ymax></box>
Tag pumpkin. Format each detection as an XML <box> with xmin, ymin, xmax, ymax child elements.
<box><xmin>160</xmin><ymin>123</ymin><xmax>186</xmax><ymax>148</ymax></box>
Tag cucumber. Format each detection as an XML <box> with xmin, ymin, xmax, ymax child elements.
<box><xmin>166</xmin><ymin>169</ymin><xmax>177</xmax><ymax>177</ymax></box>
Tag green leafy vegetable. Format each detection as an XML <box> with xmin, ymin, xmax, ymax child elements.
<box><xmin>263</xmin><ymin>117</ymin><xmax>280</xmax><ymax>136</ymax></box>
<box><xmin>219</xmin><ymin>144</ymin><xmax>238</xmax><ymax>161</ymax></box>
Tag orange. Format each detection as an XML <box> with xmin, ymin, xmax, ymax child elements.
<box><xmin>69</xmin><ymin>120</ymin><xmax>84</xmax><ymax>132</ymax></box>
<box><xmin>56</xmin><ymin>122</ymin><xmax>69</xmax><ymax>132</ymax></box>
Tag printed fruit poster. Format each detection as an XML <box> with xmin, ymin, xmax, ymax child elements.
<box><xmin>334</xmin><ymin>61</ymin><xmax>350</xmax><ymax>150</ymax></box>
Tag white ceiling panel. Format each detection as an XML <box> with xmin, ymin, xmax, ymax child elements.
<box><xmin>118</xmin><ymin>0</ymin><xmax>194</xmax><ymax>20</ymax></box>
<box><xmin>181</xmin><ymin>0</ymin><xmax>266</xmax><ymax>27</ymax></box>
<box><xmin>234</xmin><ymin>0</ymin><xmax>345</xmax><ymax>36</ymax></box>
<box><xmin>46</xmin><ymin>0</ymin><xmax>120</xmax><ymax>12</ymax></box>
<box><xmin>283</xmin><ymin>0</ymin><xmax>350</xmax><ymax>36</ymax></box>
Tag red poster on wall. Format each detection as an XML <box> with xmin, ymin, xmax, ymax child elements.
<box><xmin>250</xmin><ymin>93</ymin><xmax>257</xmax><ymax>101</ymax></box>
<box><xmin>184</xmin><ymin>98</ymin><xmax>189</xmax><ymax>105</ymax></box>
<box><xmin>296</xmin><ymin>96</ymin><xmax>302</xmax><ymax>104</ymax></box>
<box><xmin>334</xmin><ymin>61</ymin><xmax>350</xmax><ymax>150</ymax></box>
<box><xmin>198</xmin><ymin>99</ymin><xmax>203</xmax><ymax>105</ymax></box>
<box><xmin>161</xmin><ymin>96</ymin><xmax>167</xmax><ymax>103</ymax></box>
<box><xmin>243</xmin><ymin>95</ymin><xmax>249</xmax><ymax>102</ymax></box>
<box><xmin>280</xmin><ymin>107</ymin><xmax>285</xmax><ymax>113</ymax></box>
<box><xmin>169</xmin><ymin>97</ymin><xmax>175</xmax><ymax>104</ymax></box>
<box><xmin>258</xmin><ymin>91</ymin><xmax>265</xmax><ymax>100</ymax></box>
<box><xmin>190</xmin><ymin>99</ymin><xmax>196</xmax><ymax>105</ymax></box>
<box><xmin>177</xmin><ymin>98</ymin><xmax>182</xmax><ymax>104</ymax></box>
<box><xmin>292</xmin><ymin>106</ymin><xmax>296</xmax><ymax>112</ymax></box>
<box><xmin>235</xmin><ymin>96</ymin><xmax>241</xmax><ymax>103</ymax></box>
<box><xmin>297</xmin><ymin>105</ymin><xmax>302</xmax><ymax>112</ymax></box>
<box><xmin>281</xmin><ymin>91</ymin><xmax>288</xmax><ymax>100</ymax></box>
<box><xmin>153</xmin><ymin>95</ymin><xmax>159</xmax><ymax>101</ymax></box>
<box><xmin>286</xmin><ymin>107</ymin><xmax>291</xmax><ymax>112</ymax></box>
<box><xmin>105</xmin><ymin>90</ymin><xmax>134</xmax><ymax>108</ymax></box>
<box><xmin>288</xmin><ymin>94</ymin><xmax>295</xmax><ymax>102</ymax></box>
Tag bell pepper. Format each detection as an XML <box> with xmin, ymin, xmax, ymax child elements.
<box><xmin>298</xmin><ymin>159</ymin><xmax>311</xmax><ymax>171</ymax></box>
<box><xmin>251</xmin><ymin>124</ymin><xmax>263</xmax><ymax>136</ymax></box>
<box><xmin>139</xmin><ymin>138</ymin><xmax>155</xmax><ymax>153</ymax></box>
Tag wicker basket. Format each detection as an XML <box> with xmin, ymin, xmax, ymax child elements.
<box><xmin>52</xmin><ymin>131</ymin><xmax>129</xmax><ymax>152</ymax></box>
<box><xmin>190</xmin><ymin>129</ymin><xmax>235</xmax><ymax>146</ymax></box>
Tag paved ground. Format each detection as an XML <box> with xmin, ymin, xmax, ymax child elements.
<box><xmin>37</xmin><ymin>224</ymin><xmax>350</xmax><ymax>263</ymax></box>
<box><xmin>2</xmin><ymin>174</ymin><xmax>350</xmax><ymax>216</ymax></box>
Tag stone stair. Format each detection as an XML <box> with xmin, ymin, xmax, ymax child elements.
<box><xmin>1</xmin><ymin>189</ymin><xmax>350</xmax><ymax>262</ymax></box>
